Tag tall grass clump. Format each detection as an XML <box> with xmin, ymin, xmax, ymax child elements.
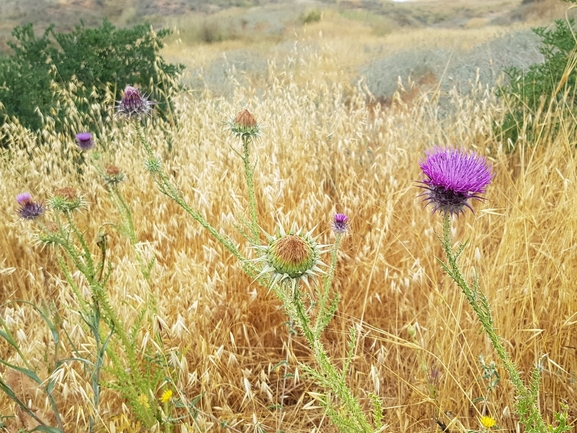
<box><xmin>1</xmin><ymin>29</ymin><xmax>577</xmax><ymax>432</ymax></box>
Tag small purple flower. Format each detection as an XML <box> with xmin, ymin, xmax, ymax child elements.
<box><xmin>332</xmin><ymin>213</ymin><xmax>349</xmax><ymax>234</ymax></box>
<box><xmin>116</xmin><ymin>85</ymin><xmax>155</xmax><ymax>119</ymax></box>
<box><xmin>419</xmin><ymin>147</ymin><xmax>493</xmax><ymax>216</ymax></box>
<box><xmin>16</xmin><ymin>192</ymin><xmax>32</xmax><ymax>205</ymax></box>
<box><xmin>76</xmin><ymin>132</ymin><xmax>94</xmax><ymax>151</ymax></box>
<box><xmin>16</xmin><ymin>193</ymin><xmax>44</xmax><ymax>220</ymax></box>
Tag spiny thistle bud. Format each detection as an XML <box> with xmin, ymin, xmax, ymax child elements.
<box><xmin>75</xmin><ymin>132</ymin><xmax>94</xmax><ymax>151</ymax></box>
<box><xmin>418</xmin><ymin>147</ymin><xmax>493</xmax><ymax>216</ymax></box>
<box><xmin>230</xmin><ymin>109</ymin><xmax>260</xmax><ymax>138</ymax></box>
<box><xmin>38</xmin><ymin>221</ymin><xmax>61</xmax><ymax>246</ymax></box>
<box><xmin>16</xmin><ymin>193</ymin><xmax>44</xmax><ymax>220</ymax></box>
<box><xmin>116</xmin><ymin>85</ymin><xmax>155</xmax><ymax>119</ymax></box>
<box><xmin>332</xmin><ymin>213</ymin><xmax>349</xmax><ymax>234</ymax></box>
<box><xmin>103</xmin><ymin>165</ymin><xmax>125</xmax><ymax>187</ymax></box>
<box><xmin>50</xmin><ymin>188</ymin><xmax>83</xmax><ymax>212</ymax></box>
<box><xmin>145</xmin><ymin>158</ymin><xmax>162</xmax><ymax>173</ymax></box>
<box><xmin>254</xmin><ymin>224</ymin><xmax>326</xmax><ymax>291</ymax></box>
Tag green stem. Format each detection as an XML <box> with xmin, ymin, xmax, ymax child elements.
<box><xmin>135</xmin><ymin>122</ymin><xmax>258</xmax><ymax>278</ymax></box>
<box><xmin>241</xmin><ymin>134</ymin><xmax>260</xmax><ymax>243</ymax></box>
<box><xmin>439</xmin><ymin>213</ymin><xmax>546</xmax><ymax>433</ymax></box>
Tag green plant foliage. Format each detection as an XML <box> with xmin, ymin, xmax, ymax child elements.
<box><xmin>0</xmin><ymin>20</ymin><xmax>183</xmax><ymax>141</ymax></box>
<box><xmin>497</xmin><ymin>18</ymin><xmax>577</xmax><ymax>146</ymax></box>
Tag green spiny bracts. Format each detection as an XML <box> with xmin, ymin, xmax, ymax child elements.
<box><xmin>254</xmin><ymin>224</ymin><xmax>327</xmax><ymax>291</ymax></box>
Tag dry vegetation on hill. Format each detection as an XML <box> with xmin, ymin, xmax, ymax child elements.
<box><xmin>2</xmin><ymin>0</ymin><xmax>577</xmax><ymax>432</ymax></box>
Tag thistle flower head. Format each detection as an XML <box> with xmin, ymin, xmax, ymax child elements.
<box><xmin>116</xmin><ymin>85</ymin><xmax>155</xmax><ymax>119</ymax></box>
<box><xmin>16</xmin><ymin>192</ymin><xmax>32</xmax><ymax>205</ymax></box>
<box><xmin>230</xmin><ymin>109</ymin><xmax>260</xmax><ymax>138</ymax></box>
<box><xmin>49</xmin><ymin>188</ymin><xmax>83</xmax><ymax>212</ymax></box>
<box><xmin>16</xmin><ymin>193</ymin><xmax>44</xmax><ymax>220</ymax></box>
<box><xmin>103</xmin><ymin>165</ymin><xmax>125</xmax><ymax>187</ymax></box>
<box><xmin>38</xmin><ymin>221</ymin><xmax>61</xmax><ymax>246</ymax></box>
<box><xmin>75</xmin><ymin>132</ymin><xmax>94</xmax><ymax>151</ymax></box>
<box><xmin>332</xmin><ymin>213</ymin><xmax>349</xmax><ymax>234</ymax></box>
<box><xmin>419</xmin><ymin>147</ymin><xmax>493</xmax><ymax>216</ymax></box>
<box><xmin>253</xmin><ymin>224</ymin><xmax>326</xmax><ymax>291</ymax></box>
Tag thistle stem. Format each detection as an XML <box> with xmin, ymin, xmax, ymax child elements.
<box><xmin>439</xmin><ymin>213</ymin><xmax>546</xmax><ymax>432</ymax></box>
<box><xmin>241</xmin><ymin>134</ymin><xmax>260</xmax><ymax>243</ymax></box>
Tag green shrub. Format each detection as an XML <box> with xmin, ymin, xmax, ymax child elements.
<box><xmin>0</xmin><ymin>19</ymin><xmax>184</xmax><ymax>141</ymax></box>
<box><xmin>301</xmin><ymin>9</ymin><xmax>322</xmax><ymax>25</ymax></box>
<box><xmin>497</xmin><ymin>14</ymin><xmax>577</xmax><ymax>147</ymax></box>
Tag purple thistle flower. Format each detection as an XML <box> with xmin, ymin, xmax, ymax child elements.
<box><xmin>16</xmin><ymin>193</ymin><xmax>44</xmax><ymax>220</ymax></box>
<box><xmin>116</xmin><ymin>85</ymin><xmax>155</xmax><ymax>119</ymax></box>
<box><xmin>16</xmin><ymin>192</ymin><xmax>32</xmax><ymax>205</ymax></box>
<box><xmin>76</xmin><ymin>132</ymin><xmax>94</xmax><ymax>151</ymax></box>
<box><xmin>419</xmin><ymin>147</ymin><xmax>493</xmax><ymax>216</ymax></box>
<box><xmin>332</xmin><ymin>213</ymin><xmax>349</xmax><ymax>234</ymax></box>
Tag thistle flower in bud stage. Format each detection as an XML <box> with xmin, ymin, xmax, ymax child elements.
<box><xmin>253</xmin><ymin>224</ymin><xmax>327</xmax><ymax>292</ymax></box>
<box><xmin>75</xmin><ymin>132</ymin><xmax>94</xmax><ymax>151</ymax></box>
<box><xmin>38</xmin><ymin>221</ymin><xmax>61</xmax><ymax>246</ymax></box>
<box><xmin>418</xmin><ymin>147</ymin><xmax>493</xmax><ymax>216</ymax></box>
<box><xmin>50</xmin><ymin>188</ymin><xmax>83</xmax><ymax>212</ymax></box>
<box><xmin>116</xmin><ymin>85</ymin><xmax>155</xmax><ymax>119</ymax></box>
<box><xmin>16</xmin><ymin>193</ymin><xmax>44</xmax><ymax>220</ymax></box>
<box><xmin>332</xmin><ymin>213</ymin><xmax>349</xmax><ymax>234</ymax></box>
<box><xmin>103</xmin><ymin>165</ymin><xmax>125</xmax><ymax>187</ymax></box>
<box><xmin>230</xmin><ymin>109</ymin><xmax>260</xmax><ymax>138</ymax></box>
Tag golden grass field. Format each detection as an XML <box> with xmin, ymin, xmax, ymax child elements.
<box><xmin>2</xmin><ymin>1</ymin><xmax>577</xmax><ymax>432</ymax></box>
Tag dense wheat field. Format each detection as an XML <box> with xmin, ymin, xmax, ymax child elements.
<box><xmin>2</xmin><ymin>4</ymin><xmax>577</xmax><ymax>432</ymax></box>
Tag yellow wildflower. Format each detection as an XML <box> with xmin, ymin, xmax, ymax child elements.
<box><xmin>137</xmin><ymin>394</ymin><xmax>150</xmax><ymax>409</ymax></box>
<box><xmin>161</xmin><ymin>389</ymin><xmax>173</xmax><ymax>403</ymax></box>
<box><xmin>480</xmin><ymin>415</ymin><xmax>496</xmax><ymax>429</ymax></box>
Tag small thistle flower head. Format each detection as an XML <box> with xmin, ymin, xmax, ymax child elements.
<box><xmin>103</xmin><ymin>165</ymin><xmax>125</xmax><ymax>187</ymax></box>
<box><xmin>479</xmin><ymin>415</ymin><xmax>496</xmax><ymax>429</ymax></box>
<box><xmin>49</xmin><ymin>188</ymin><xmax>83</xmax><ymax>212</ymax></box>
<box><xmin>419</xmin><ymin>147</ymin><xmax>493</xmax><ymax>216</ymax></box>
<box><xmin>116</xmin><ymin>85</ymin><xmax>155</xmax><ymax>119</ymax></box>
<box><xmin>38</xmin><ymin>221</ymin><xmax>61</xmax><ymax>246</ymax></box>
<box><xmin>254</xmin><ymin>225</ymin><xmax>326</xmax><ymax>291</ymax></box>
<box><xmin>230</xmin><ymin>109</ymin><xmax>260</xmax><ymax>138</ymax></box>
<box><xmin>145</xmin><ymin>158</ymin><xmax>162</xmax><ymax>173</ymax></box>
<box><xmin>160</xmin><ymin>389</ymin><xmax>173</xmax><ymax>403</ymax></box>
<box><xmin>16</xmin><ymin>193</ymin><xmax>44</xmax><ymax>220</ymax></box>
<box><xmin>332</xmin><ymin>213</ymin><xmax>349</xmax><ymax>234</ymax></box>
<box><xmin>75</xmin><ymin>132</ymin><xmax>94</xmax><ymax>151</ymax></box>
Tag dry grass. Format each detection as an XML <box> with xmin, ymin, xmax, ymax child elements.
<box><xmin>2</xmin><ymin>6</ymin><xmax>577</xmax><ymax>433</ymax></box>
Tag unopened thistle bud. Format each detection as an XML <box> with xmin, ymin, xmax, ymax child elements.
<box><xmin>116</xmin><ymin>85</ymin><xmax>155</xmax><ymax>119</ymax></box>
<box><xmin>103</xmin><ymin>165</ymin><xmax>125</xmax><ymax>187</ymax></box>
<box><xmin>254</xmin><ymin>225</ymin><xmax>326</xmax><ymax>291</ymax></box>
<box><xmin>38</xmin><ymin>221</ymin><xmax>61</xmax><ymax>245</ymax></box>
<box><xmin>16</xmin><ymin>193</ymin><xmax>44</xmax><ymax>220</ymax></box>
<box><xmin>50</xmin><ymin>188</ymin><xmax>83</xmax><ymax>212</ymax></box>
<box><xmin>75</xmin><ymin>132</ymin><xmax>94</xmax><ymax>151</ymax></box>
<box><xmin>230</xmin><ymin>109</ymin><xmax>260</xmax><ymax>138</ymax></box>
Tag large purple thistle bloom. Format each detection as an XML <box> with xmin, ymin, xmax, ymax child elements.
<box><xmin>419</xmin><ymin>147</ymin><xmax>493</xmax><ymax>216</ymax></box>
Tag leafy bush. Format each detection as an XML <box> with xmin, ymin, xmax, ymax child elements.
<box><xmin>0</xmin><ymin>20</ymin><xmax>183</xmax><ymax>141</ymax></box>
<box><xmin>497</xmin><ymin>16</ymin><xmax>577</xmax><ymax>146</ymax></box>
